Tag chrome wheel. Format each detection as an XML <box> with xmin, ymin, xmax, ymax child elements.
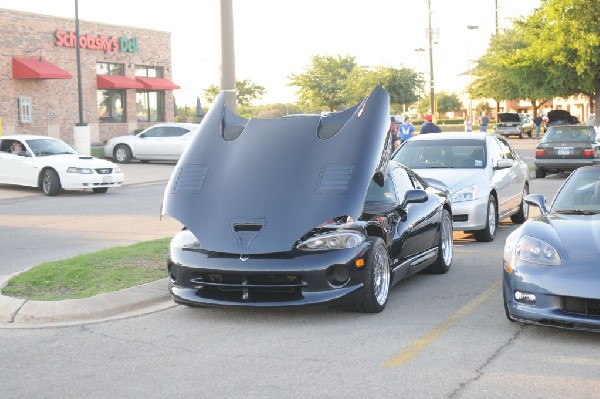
<box><xmin>522</xmin><ymin>187</ymin><xmax>529</xmax><ymax>219</ymax></box>
<box><xmin>441</xmin><ymin>212</ymin><xmax>453</xmax><ymax>266</ymax></box>
<box><xmin>373</xmin><ymin>244</ymin><xmax>390</xmax><ymax>306</ymax></box>
<box><xmin>487</xmin><ymin>199</ymin><xmax>497</xmax><ymax>236</ymax></box>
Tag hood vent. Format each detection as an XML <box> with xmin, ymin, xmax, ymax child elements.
<box><xmin>315</xmin><ymin>163</ymin><xmax>354</xmax><ymax>194</ymax></box>
<box><xmin>171</xmin><ymin>164</ymin><xmax>209</xmax><ymax>194</ymax></box>
<box><xmin>232</xmin><ymin>220</ymin><xmax>266</xmax><ymax>251</ymax></box>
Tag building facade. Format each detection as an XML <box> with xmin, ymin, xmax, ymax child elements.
<box><xmin>0</xmin><ymin>9</ymin><xmax>179</xmax><ymax>145</ymax></box>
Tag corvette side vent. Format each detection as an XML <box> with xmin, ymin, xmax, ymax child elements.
<box><xmin>171</xmin><ymin>164</ymin><xmax>209</xmax><ymax>194</ymax></box>
<box><xmin>315</xmin><ymin>163</ymin><xmax>354</xmax><ymax>194</ymax></box>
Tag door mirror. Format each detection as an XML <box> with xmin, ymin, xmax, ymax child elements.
<box><xmin>400</xmin><ymin>189</ymin><xmax>428</xmax><ymax>209</ymax></box>
<box><xmin>495</xmin><ymin>158</ymin><xmax>514</xmax><ymax>169</ymax></box>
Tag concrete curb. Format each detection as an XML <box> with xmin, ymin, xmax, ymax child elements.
<box><xmin>0</xmin><ymin>275</ymin><xmax>176</xmax><ymax>329</ymax></box>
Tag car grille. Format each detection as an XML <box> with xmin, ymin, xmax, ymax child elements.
<box><xmin>453</xmin><ymin>214</ymin><xmax>468</xmax><ymax>222</ymax></box>
<box><xmin>562</xmin><ymin>296</ymin><xmax>600</xmax><ymax>316</ymax></box>
<box><xmin>95</xmin><ymin>168</ymin><xmax>113</xmax><ymax>174</ymax></box>
<box><xmin>189</xmin><ymin>273</ymin><xmax>306</xmax><ymax>302</ymax></box>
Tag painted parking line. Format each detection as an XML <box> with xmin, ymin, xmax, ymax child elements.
<box><xmin>383</xmin><ymin>280</ymin><xmax>502</xmax><ymax>368</ymax></box>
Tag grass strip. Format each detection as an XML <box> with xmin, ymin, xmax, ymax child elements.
<box><xmin>2</xmin><ymin>238</ymin><xmax>170</xmax><ymax>301</ymax></box>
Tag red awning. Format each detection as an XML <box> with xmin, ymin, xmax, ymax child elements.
<box><xmin>12</xmin><ymin>57</ymin><xmax>72</xmax><ymax>79</ymax></box>
<box><xmin>97</xmin><ymin>75</ymin><xmax>143</xmax><ymax>89</ymax></box>
<box><xmin>135</xmin><ymin>77</ymin><xmax>180</xmax><ymax>90</ymax></box>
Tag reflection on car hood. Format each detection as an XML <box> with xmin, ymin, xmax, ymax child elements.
<box><xmin>161</xmin><ymin>86</ymin><xmax>391</xmax><ymax>254</ymax></box>
<box><xmin>410</xmin><ymin>168</ymin><xmax>483</xmax><ymax>193</ymax></box>
<box><xmin>497</xmin><ymin>113</ymin><xmax>521</xmax><ymax>123</ymax></box>
<box><xmin>527</xmin><ymin>214</ymin><xmax>600</xmax><ymax>256</ymax></box>
<box><xmin>43</xmin><ymin>154</ymin><xmax>118</xmax><ymax>168</ymax></box>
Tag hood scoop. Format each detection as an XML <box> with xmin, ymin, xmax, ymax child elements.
<box><xmin>232</xmin><ymin>220</ymin><xmax>266</xmax><ymax>252</ymax></box>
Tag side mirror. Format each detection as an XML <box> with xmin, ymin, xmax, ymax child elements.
<box><xmin>400</xmin><ymin>189</ymin><xmax>428</xmax><ymax>209</ymax></box>
<box><xmin>524</xmin><ymin>194</ymin><xmax>547</xmax><ymax>216</ymax></box>
<box><xmin>138</xmin><ymin>133</ymin><xmax>146</xmax><ymax>138</ymax></box>
<box><xmin>495</xmin><ymin>158</ymin><xmax>514</xmax><ymax>169</ymax></box>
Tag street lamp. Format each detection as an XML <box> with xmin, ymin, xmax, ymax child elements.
<box><xmin>466</xmin><ymin>25</ymin><xmax>479</xmax><ymax>119</ymax></box>
<box><xmin>427</xmin><ymin>0</ymin><xmax>435</xmax><ymax>119</ymax></box>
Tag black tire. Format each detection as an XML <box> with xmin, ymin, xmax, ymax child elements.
<box><xmin>113</xmin><ymin>144</ymin><xmax>132</xmax><ymax>163</ymax></box>
<box><xmin>474</xmin><ymin>195</ymin><xmax>498</xmax><ymax>242</ymax></box>
<box><xmin>518</xmin><ymin>130</ymin><xmax>524</xmax><ymax>139</ymax></box>
<box><xmin>41</xmin><ymin>169</ymin><xmax>61</xmax><ymax>196</ymax></box>
<box><xmin>425</xmin><ymin>208</ymin><xmax>453</xmax><ymax>274</ymax></box>
<box><xmin>358</xmin><ymin>237</ymin><xmax>390</xmax><ymax>313</ymax></box>
<box><xmin>510</xmin><ymin>185</ymin><xmax>529</xmax><ymax>224</ymax></box>
<box><xmin>535</xmin><ymin>167</ymin><xmax>546</xmax><ymax>178</ymax></box>
<box><xmin>93</xmin><ymin>187</ymin><xmax>108</xmax><ymax>193</ymax></box>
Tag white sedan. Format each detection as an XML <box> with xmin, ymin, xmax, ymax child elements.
<box><xmin>393</xmin><ymin>132</ymin><xmax>530</xmax><ymax>242</ymax></box>
<box><xmin>104</xmin><ymin>122</ymin><xmax>201</xmax><ymax>163</ymax></box>
<box><xmin>0</xmin><ymin>135</ymin><xmax>124</xmax><ymax>196</ymax></box>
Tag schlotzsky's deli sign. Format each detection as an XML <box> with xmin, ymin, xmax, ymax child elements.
<box><xmin>54</xmin><ymin>29</ymin><xmax>139</xmax><ymax>54</ymax></box>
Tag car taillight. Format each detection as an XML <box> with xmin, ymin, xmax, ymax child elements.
<box><xmin>581</xmin><ymin>148</ymin><xmax>595</xmax><ymax>157</ymax></box>
<box><xmin>535</xmin><ymin>149</ymin><xmax>547</xmax><ymax>157</ymax></box>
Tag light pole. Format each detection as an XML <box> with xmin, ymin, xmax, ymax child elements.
<box><xmin>427</xmin><ymin>0</ymin><xmax>435</xmax><ymax>119</ymax></box>
<box><xmin>73</xmin><ymin>0</ymin><xmax>91</xmax><ymax>155</ymax></box>
<box><xmin>466</xmin><ymin>25</ymin><xmax>479</xmax><ymax>119</ymax></box>
<box><xmin>219</xmin><ymin>0</ymin><xmax>236</xmax><ymax>112</ymax></box>
<box><xmin>414</xmin><ymin>48</ymin><xmax>426</xmax><ymax>110</ymax></box>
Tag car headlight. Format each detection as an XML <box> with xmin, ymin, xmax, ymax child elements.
<box><xmin>171</xmin><ymin>229</ymin><xmax>200</xmax><ymax>250</ymax></box>
<box><xmin>515</xmin><ymin>235</ymin><xmax>561</xmax><ymax>266</ymax></box>
<box><xmin>67</xmin><ymin>167</ymin><xmax>93</xmax><ymax>174</ymax></box>
<box><xmin>451</xmin><ymin>184</ymin><xmax>479</xmax><ymax>202</ymax></box>
<box><xmin>297</xmin><ymin>231</ymin><xmax>365</xmax><ymax>251</ymax></box>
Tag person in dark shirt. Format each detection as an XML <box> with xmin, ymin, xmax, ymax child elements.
<box><xmin>533</xmin><ymin>115</ymin><xmax>543</xmax><ymax>138</ymax></box>
<box><xmin>420</xmin><ymin>115</ymin><xmax>442</xmax><ymax>134</ymax></box>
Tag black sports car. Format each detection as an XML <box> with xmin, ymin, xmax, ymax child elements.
<box><xmin>503</xmin><ymin>165</ymin><xmax>600</xmax><ymax>331</ymax></box>
<box><xmin>162</xmin><ymin>86</ymin><xmax>453</xmax><ymax>313</ymax></box>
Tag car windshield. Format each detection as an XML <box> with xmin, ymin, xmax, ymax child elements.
<box><xmin>541</xmin><ymin>127</ymin><xmax>596</xmax><ymax>143</ymax></box>
<box><xmin>365</xmin><ymin>176</ymin><xmax>397</xmax><ymax>205</ymax></box>
<box><xmin>26</xmin><ymin>139</ymin><xmax>78</xmax><ymax>157</ymax></box>
<box><xmin>393</xmin><ymin>139</ymin><xmax>486</xmax><ymax>169</ymax></box>
<box><xmin>551</xmin><ymin>168</ymin><xmax>600</xmax><ymax>213</ymax></box>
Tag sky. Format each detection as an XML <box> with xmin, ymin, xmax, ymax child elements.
<box><xmin>2</xmin><ymin>0</ymin><xmax>542</xmax><ymax>107</ymax></box>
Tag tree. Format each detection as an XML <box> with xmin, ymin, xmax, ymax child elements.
<box><xmin>203</xmin><ymin>79</ymin><xmax>266</xmax><ymax>106</ymax></box>
<box><xmin>436</xmin><ymin>92</ymin><xmax>463</xmax><ymax>114</ymax></box>
<box><xmin>343</xmin><ymin>66</ymin><xmax>423</xmax><ymax>109</ymax></box>
<box><xmin>288</xmin><ymin>54</ymin><xmax>357</xmax><ymax>112</ymax></box>
<box><xmin>522</xmin><ymin>0</ymin><xmax>599</xmax><ymax>123</ymax></box>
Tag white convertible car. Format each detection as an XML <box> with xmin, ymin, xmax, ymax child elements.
<box><xmin>0</xmin><ymin>135</ymin><xmax>124</xmax><ymax>196</ymax></box>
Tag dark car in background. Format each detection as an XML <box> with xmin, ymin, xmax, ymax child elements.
<box><xmin>162</xmin><ymin>86</ymin><xmax>453</xmax><ymax>313</ymax></box>
<box><xmin>495</xmin><ymin>112</ymin><xmax>534</xmax><ymax>139</ymax></box>
<box><xmin>545</xmin><ymin>110</ymin><xmax>579</xmax><ymax>128</ymax></box>
<box><xmin>503</xmin><ymin>165</ymin><xmax>600</xmax><ymax>332</ymax></box>
<box><xmin>534</xmin><ymin>125</ymin><xmax>599</xmax><ymax>178</ymax></box>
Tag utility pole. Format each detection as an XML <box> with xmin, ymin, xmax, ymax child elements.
<box><xmin>73</xmin><ymin>0</ymin><xmax>90</xmax><ymax>155</ymax></box>
<box><xmin>427</xmin><ymin>0</ymin><xmax>435</xmax><ymax>119</ymax></box>
<box><xmin>219</xmin><ymin>0</ymin><xmax>236</xmax><ymax>112</ymax></box>
<box><xmin>495</xmin><ymin>0</ymin><xmax>499</xmax><ymax>35</ymax></box>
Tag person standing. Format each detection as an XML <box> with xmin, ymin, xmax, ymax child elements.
<box><xmin>533</xmin><ymin>115</ymin><xmax>543</xmax><ymax>139</ymax></box>
<box><xmin>398</xmin><ymin>116</ymin><xmax>415</xmax><ymax>145</ymax></box>
<box><xmin>464</xmin><ymin>116</ymin><xmax>473</xmax><ymax>132</ymax></box>
<box><xmin>420</xmin><ymin>115</ymin><xmax>442</xmax><ymax>134</ymax></box>
<box><xmin>479</xmin><ymin>113</ymin><xmax>490</xmax><ymax>132</ymax></box>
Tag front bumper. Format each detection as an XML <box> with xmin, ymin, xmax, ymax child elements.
<box><xmin>168</xmin><ymin>242</ymin><xmax>371</xmax><ymax>309</ymax></box>
<box><xmin>60</xmin><ymin>171</ymin><xmax>124</xmax><ymax>189</ymax></box>
<box><xmin>451</xmin><ymin>195</ymin><xmax>489</xmax><ymax>231</ymax></box>
<box><xmin>503</xmin><ymin>262</ymin><xmax>600</xmax><ymax>332</ymax></box>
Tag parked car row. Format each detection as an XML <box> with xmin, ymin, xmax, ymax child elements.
<box><xmin>2</xmin><ymin>87</ymin><xmax>599</xmax><ymax>332</ymax></box>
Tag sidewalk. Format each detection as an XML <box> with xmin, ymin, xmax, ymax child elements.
<box><xmin>0</xmin><ymin>162</ymin><xmax>179</xmax><ymax>328</ymax></box>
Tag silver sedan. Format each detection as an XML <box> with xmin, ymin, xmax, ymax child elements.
<box><xmin>392</xmin><ymin>132</ymin><xmax>530</xmax><ymax>242</ymax></box>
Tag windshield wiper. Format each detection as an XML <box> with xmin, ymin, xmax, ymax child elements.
<box><xmin>554</xmin><ymin>209</ymin><xmax>600</xmax><ymax>215</ymax></box>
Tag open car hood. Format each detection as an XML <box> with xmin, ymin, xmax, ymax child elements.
<box><xmin>497</xmin><ymin>113</ymin><xmax>520</xmax><ymax>123</ymax></box>
<box><xmin>161</xmin><ymin>86</ymin><xmax>391</xmax><ymax>254</ymax></box>
<box><xmin>547</xmin><ymin>110</ymin><xmax>574</xmax><ymax>124</ymax></box>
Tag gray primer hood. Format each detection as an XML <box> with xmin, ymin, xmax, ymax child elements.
<box><xmin>161</xmin><ymin>86</ymin><xmax>391</xmax><ymax>254</ymax></box>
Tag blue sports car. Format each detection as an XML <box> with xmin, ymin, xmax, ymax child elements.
<box><xmin>503</xmin><ymin>165</ymin><xmax>600</xmax><ymax>331</ymax></box>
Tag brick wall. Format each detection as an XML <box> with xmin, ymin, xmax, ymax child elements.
<box><xmin>0</xmin><ymin>8</ymin><xmax>176</xmax><ymax>145</ymax></box>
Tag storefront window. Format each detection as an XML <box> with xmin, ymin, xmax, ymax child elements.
<box><xmin>135</xmin><ymin>65</ymin><xmax>163</xmax><ymax>78</ymax></box>
<box><xmin>96</xmin><ymin>62</ymin><xmax>125</xmax><ymax>76</ymax></box>
<box><xmin>97</xmin><ymin>90</ymin><xmax>125</xmax><ymax>123</ymax></box>
<box><xmin>136</xmin><ymin>91</ymin><xmax>164</xmax><ymax>122</ymax></box>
